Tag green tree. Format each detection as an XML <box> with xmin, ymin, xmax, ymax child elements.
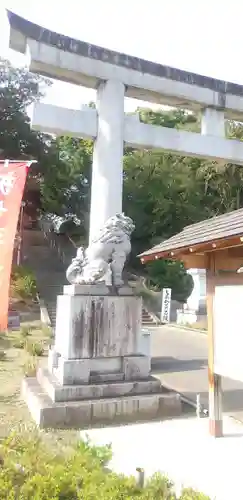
<box><xmin>146</xmin><ymin>259</ymin><xmax>193</xmax><ymax>302</ymax></box>
<box><xmin>0</xmin><ymin>57</ymin><xmax>57</xmax><ymax>218</ymax></box>
<box><xmin>0</xmin><ymin>57</ymin><xmax>51</xmax><ymax>163</ymax></box>
<box><xmin>195</xmin><ymin>121</ymin><xmax>243</xmax><ymax>213</ymax></box>
<box><xmin>41</xmin><ymin>136</ymin><xmax>93</xmax><ymax>229</ymax></box>
<box><xmin>138</xmin><ymin>107</ymin><xmax>198</xmax><ymax>130</ymax></box>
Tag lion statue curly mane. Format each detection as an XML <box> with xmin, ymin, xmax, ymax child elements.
<box><xmin>66</xmin><ymin>213</ymin><xmax>135</xmax><ymax>286</ymax></box>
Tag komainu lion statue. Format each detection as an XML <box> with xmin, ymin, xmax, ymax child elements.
<box><xmin>66</xmin><ymin>213</ymin><xmax>135</xmax><ymax>286</ymax></box>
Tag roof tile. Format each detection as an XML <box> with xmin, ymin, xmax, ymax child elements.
<box><xmin>139</xmin><ymin>207</ymin><xmax>243</xmax><ymax>258</ymax></box>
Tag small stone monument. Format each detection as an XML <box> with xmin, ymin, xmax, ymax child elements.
<box><xmin>177</xmin><ymin>268</ymin><xmax>206</xmax><ymax>325</ymax></box>
<box><xmin>23</xmin><ymin>214</ymin><xmax>181</xmax><ymax>428</ymax></box>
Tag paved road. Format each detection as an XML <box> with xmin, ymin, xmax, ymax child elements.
<box><xmin>150</xmin><ymin>325</ymin><xmax>243</xmax><ymax>419</ymax></box>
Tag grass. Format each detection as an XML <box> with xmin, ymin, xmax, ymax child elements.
<box><xmin>0</xmin><ymin>322</ymin><xmax>47</xmax><ymax>437</ymax></box>
<box><xmin>0</xmin><ymin>320</ymin><xmax>79</xmax><ymax>450</ymax></box>
<box><xmin>25</xmin><ymin>339</ymin><xmax>45</xmax><ymax>356</ymax></box>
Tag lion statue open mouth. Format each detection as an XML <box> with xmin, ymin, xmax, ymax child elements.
<box><xmin>66</xmin><ymin>213</ymin><xmax>135</xmax><ymax>286</ymax></box>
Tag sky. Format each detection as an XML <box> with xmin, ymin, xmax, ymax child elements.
<box><xmin>0</xmin><ymin>0</ymin><xmax>243</xmax><ymax>112</ymax></box>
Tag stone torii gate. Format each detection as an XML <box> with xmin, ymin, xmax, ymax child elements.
<box><xmin>8</xmin><ymin>11</ymin><xmax>243</xmax><ymax>430</ymax></box>
<box><xmin>7</xmin><ymin>10</ymin><xmax>243</xmax><ymax>244</ymax></box>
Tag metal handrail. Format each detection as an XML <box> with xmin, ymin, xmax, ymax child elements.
<box><xmin>41</xmin><ymin>226</ymin><xmax>76</xmax><ymax>267</ymax></box>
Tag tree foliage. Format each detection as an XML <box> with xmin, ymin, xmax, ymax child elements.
<box><xmin>0</xmin><ymin>58</ymin><xmax>50</xmax><ymax>162</ymax></box>
<box><xmin>145</xmin><ymin>260</ymin><xmax>193</xmax><ymax>302</ymax></box>
<box><xmin>0</xmin><ymin>57</ymin><xmax>53</xmax><ymax>216</ymax></box>
<box><xmin>0</xmin><ymin>431</ymin><xmax>209</xmax><ymax>499</ymax></box>
<box><xmin>40</xmin><ymin>136</ymin><xmax>92</xmax><ymax>227</ymax></box>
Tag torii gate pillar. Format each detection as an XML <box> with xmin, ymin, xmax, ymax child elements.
<box><xmin>89</xmin><ymin>80</ymin><xmax>125</xmax><ymax>243</ymax></box>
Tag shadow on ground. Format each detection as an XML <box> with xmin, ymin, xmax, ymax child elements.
<box><xmin>151</xmin><ymin>355</ymin><xmax>243</xmax><ymax>421</ymax></box>
<box><xmin>174</xmin><ymin>388</ymin><xmax>243</xmax><ymax>419</ymax></box>
<box><xmin>151</xmin><ymin>356</ymin><xmax>207</xmax><ymax>373</ymax></box>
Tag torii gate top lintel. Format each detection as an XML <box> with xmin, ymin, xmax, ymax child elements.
<box><xmin>7</xmin><ymin>9</ymin><xmax>243</xmax><ymax>119</ymax></box>
<box><xmin>8</xmin><ymin>10</ymin><xmax>243</xmax><ymax>247</ymax></box>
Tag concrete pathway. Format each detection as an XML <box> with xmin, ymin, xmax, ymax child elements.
<box><xmin>150</xmin><ymin>325</ymin><xmax>243</xmax><ymax>419</ymax></box>
<box><xmin>81</xmin><ymin>415</ymin><xmax>243</xmax><ymax>500</ymax></box>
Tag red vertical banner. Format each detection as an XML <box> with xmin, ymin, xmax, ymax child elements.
<box><xmin>0</xmin><ymin>161</ymin><xmax>30</xmax><ymax>330</ymax></box>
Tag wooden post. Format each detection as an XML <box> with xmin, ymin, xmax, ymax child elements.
<box><xmin>17</xmin><ymin>201</ymin><xmax>25</xmax><ymax>266</ymax></box>
<box><xmin>206</xmin><ymin>253</ymin><xmax>223</xmax><ymax>437</ymax></box>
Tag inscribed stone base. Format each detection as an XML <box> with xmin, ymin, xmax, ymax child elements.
<box><xmin>22</xmin><ymin>377</ymin><xmax>182</xmax><ymax>429</ymax></box>
<box><xmin>54</xmin><ymin>291</ymin><xmax>142</xmax><ymax>359</ymax></box>
<box><xmin>37</xmin><ymin>368</ymin><xmax>161</xmax><ymax>402</ymax></box>
<box><xmin>22</xmin><ymin>287</ymin><xmax>182</xmax><ymax>429</ymax></box>
<box><xmin>48</xmin><ymin>350</ymin><xmax>151</xmax><ymax>385</ymax></box>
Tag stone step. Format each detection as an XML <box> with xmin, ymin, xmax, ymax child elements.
<box><xmin>22</xmin><ymin>376</ymin><xmax>182</xmax><ymax>429</ymax></box>
<box><xmin>37</xmin><ymin>368</ymin><xmax>161</xmax><ymax>402</ymax></box>
<box><xmin>90</xmin><ymin>372</ymin><xmax>124</xmax><ymax>384</ymax></box>
<box><xmin>142</xmin><ymin>308</ymin><xmax>157</xmax><ymax>325</ymax></box>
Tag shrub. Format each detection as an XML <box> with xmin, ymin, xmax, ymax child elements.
<box><xmin>25</xmin><ymin>341</ymin><xmax>44</xmax><ymax>357</ymax></box>
<box><xmin>20</xmin><ymin>326</ymin><xmax>32</xmax><ymax>338</ymax></box>
<box><xmin>77</xmin><ymin>437</ymin><xmax>112</xmax><ymax>467</ymax></box>
<box><xmin>0</xmin><ymin>432</ymin><xmax>210</xmax><ymax>499</ymax></box>
<box><xmin>144</xmin><ymin>472</ymin><xmax>176</xmax><ymax>499</ymax></box>
<box><xmin>10</xmin><ymin>266</ymin><xmax>37</xmax><ymax>302</ymax></box>
<box><xmin>12</xmin><ymin>338</ymin><xmax>25</xmax><ymax>349</ymax></box>
<box><xmin>145</xmin><ymin>259</ymin><xmax>193</xmax><ymax>303</ymax></box>
<box><xmin>180</xmin><ymin>488</ymin><xmax>210</xmax><ymax>499</ymax></box>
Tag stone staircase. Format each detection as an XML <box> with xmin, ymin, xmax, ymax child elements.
<box><xmin>142</xmin><ymin>307</ymin><xmax>158</xmax><ymax>325</ymax></box>
<box><xmin>23</xmin><ymin>230</ymin><xmax>68</xmax><ymax>327</ymax></box>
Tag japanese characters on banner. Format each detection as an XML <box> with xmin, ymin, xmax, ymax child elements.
<box><xmin>0</xmin><ymin>160</ymin><xmax>31</xmax><ymax>330</ymax></box>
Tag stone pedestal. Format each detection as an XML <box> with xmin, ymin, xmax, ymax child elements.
<box><xmin>23</xmin><ymin>285</ymin><xmax>181</xmax><ymax>428</ymax></box>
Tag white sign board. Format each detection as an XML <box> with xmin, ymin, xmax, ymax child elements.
<box><xmin>214</xmin><ymin>285</ymin><xmax>243</xmax><ymax>382</ymax></box>
<box><xmin>161</xmin><ymin>288</ymin><xmax>172</xmax><ymax>323</ymax></box>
